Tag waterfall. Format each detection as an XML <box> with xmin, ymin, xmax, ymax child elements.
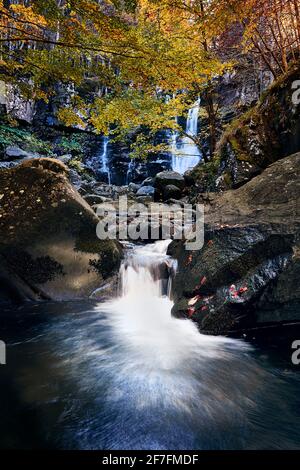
<box><xmin>93</xmin><ymin>240</ymin><xmax>263</xmax><ymax>450</ymax></box>
<box><xmin>102</xmin><ymin>241</ymin><xmax>246</xmax><ymax>375</ymax></box>
<box><xmin>126</xmin><ymin>158</ymin><xmax>135</xmax><ymax>184</ymax></box>
<box><xmin>99</xmin><ymin>136</ymin><xmax>111</xmax><ymax>185</ymax></box>
<box><xmin>3</xmin><ymin>239</ymin><xmax>299</xmax><ymax>450</ymax></box>
<box><xmin>171</xmin><ymin>99</ymin><xmax>202</xmax><ymax>175</ymax></box>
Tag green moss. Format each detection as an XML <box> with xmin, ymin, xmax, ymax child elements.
<box><xmin>0</xmin><ymin>123</ymin><xmax>54</xmax><ymax>156</ymax></box>
<box><xmin>59</xmin><ymin>134</ymin><xmax>85</xmax><ymax>155</ymax></box>
<box><xmin>2</xmin><ymin>247</ymin><xmax>64</xmax><ymax>284</ymax></box>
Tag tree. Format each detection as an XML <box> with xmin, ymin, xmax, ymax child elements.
<box><xmin>1</xmin><ymin>0</ymin><xmax>298</xmax><ymax>160</ymax></box>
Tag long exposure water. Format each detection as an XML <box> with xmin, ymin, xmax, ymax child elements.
<box><xmin>1</xmin><ymin>241</ymin><xmax>300</xmax><ymax>449</ymax></box>
<box><xmin>171</xmin><ymin>100</ymin><xmax>202</xmax><ymax>174</ymax></box>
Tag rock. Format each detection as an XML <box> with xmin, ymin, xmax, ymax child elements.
<box><xmin>184</xmin><ymin>172</ymin><xmax>195</xmax><ymax>187</ymax></box>
<box><xmin>154</xmin><ymin>171</ymin><xmax>185</xmax><ymax>192</ymax></box>
<box><xmin>5</xmin><ymin>146</ymin><xmax>39</xmax><ymax>160</ymax></box>
<box><xmin>58</xmin><ymin>154</ymin><xmax>73</xmax><ymax>164</ymax></box>
<box><xmin>141</xmin><ymin>177</ymin><xmax>155</xmax><ymax>187</ymax></box>
<box><xmin>128</xmin><ymin>182</ymin><xmax>140</xmax><ymax>193</ymax></box>
<box><xmin>163</xmin><ymin>184</ymin><xmax>182</xmax><ymax>201</ymax></box>
<box><xmin>83</xmin><ymin>194</ymin><xmax>108</xmax><ymax>206</ymax></box>
<box><xmin>0</xmin><ymin>158</ymin><xmax>122</xmax><ymax>302</ymax></box>
<box><xmin>217</xmin><ymin>64</ymin><xmax>300</xmax><ymax>182</ymax></box>
<box><xmin>135</xmin><ymin>196</ymin><xmax>154</xmax><ymax>204</ymax></box>
<box><xmin>188</xmin><ymin>64</ymin><xmax>300</xmax><ymax>194</ymax></box>
<box><xmin>136</xmin><ymin>185</ymin><xmax>155</xmax><ymax>197</ymax></box>
<box><xmin>68</xmin><ymin>168</ymin><xmax>83</xmax><ymax>188</ymax></box>
<box><xmin>0</xmin><ymin>160</ymin><xmax>22</xmax><ymax>170</ymax></box>
<box><xmin>169</xmin><ymin>152</ymin><xmax>300</xmax><ymax>336</ymax></box>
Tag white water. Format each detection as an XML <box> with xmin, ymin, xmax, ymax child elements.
<box><xmin>126</xmin><ymin>158</ymin><xmax>135</xmax><ymax>184</ymax></box>
<box><xmin>9</xmin><ymin>240</ymin><xmax>299</xmax><ymax>450</ymax></box>
<box><xmin>171</xmin><ymin>99</ymin><xmax>202</xmax><ymax>175</ymax></box>
<box><xmin>99</xmin><ymin>136</ymin><xmax>111</xmax><ymax>185</ymax></box>
<box><xmin>99</xmin><ymin>241</ymin><xmax>259</xmax><ymax>438</ymax></box>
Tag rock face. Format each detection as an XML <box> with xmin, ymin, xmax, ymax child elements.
<box><xmin>4</xmin><ymin>146</ymin><xmax>39</xmax><ymax>160</ymax></box>
<box><xmin>189</xmin><ymin>63</ymin><xmax>300</xmax><ymax>193</ymax></box>
<box><xmin>0</xmin><ymin>158</ymin><xmax>122</xmax><ymax>302</ymax></box>
<box><xmin>163</xmin><ymin>184</ymin><xmax>182</xmax><ymax>200</ymax></box>
<box><xmin>169</xmin><ymin>152</ymin><xmax>300</xmax><ymax>336</ymax></box>
<box><xmin>219</xmin><ymin>64</ymin><xmax>300</xmax><ymax>165</ymax></box>
<box><xmin>155</xmin><ymin>171</ymin><xmax>185</xmax><ymax>190</ymax></box>
<box><xmin>154</xmin><ymin>170</ymin><xmax>185</xmax><ymax>201</ymax></box>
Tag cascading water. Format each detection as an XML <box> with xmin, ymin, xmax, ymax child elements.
<box><xmin>126</xmin><ymin>158</ymin><xmax>135</xmax><ymax>185</ymax></box>
<box><xmin>171</xmin><ymin>99</ymin><xmax>202</xmax><ymax>174</ymax></box>
<box><xmin>2</xmin><ymin>240</ymin><xmax>300</xmax><ymax>449</ymax></box>
<box><xmin>99</xmin><ymin>136</ymin><xmax>111</xmax><ymax>185</ymax></box>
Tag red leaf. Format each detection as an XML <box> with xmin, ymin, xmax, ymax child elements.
<box><xmin>238</xmin><ymin>287</ymin><xmax>248</xmax><ymax>295</ymax></box>
<box><xmin>187</xmin><ymin>307</ymin><xmax>195</xmax><ymax>317</ymax></box>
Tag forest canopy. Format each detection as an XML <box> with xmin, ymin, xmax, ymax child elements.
<box><xmin>0</xmin><ymin>0</ymin><xmax>299</xmax><ymax>157</ymax></box>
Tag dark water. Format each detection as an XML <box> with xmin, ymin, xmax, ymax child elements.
<box><xmin>1</xmin><ymin>298</ymin><xmax>300</xmax><ymax>450</ymax></box>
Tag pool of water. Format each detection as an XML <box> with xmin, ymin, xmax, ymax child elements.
<box><xmin>1</xmin><ymin>242</ymin><xmax>300</xmax><ymax>450</ymax></box>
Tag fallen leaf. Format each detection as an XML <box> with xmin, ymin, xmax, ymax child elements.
<box><xmin>187</xmin><ymin>307</ymin><xmax>195</xmax><ymax>317</ymax></box>
<box><xmin>188</xmin><ymin>295</ymin><xmax>200</xmax><ymax>306</ymax></box>
<box><xmin>238</xmin><ymin>287</ymin><xmax>248</xmax><ymax>295</ymax></box>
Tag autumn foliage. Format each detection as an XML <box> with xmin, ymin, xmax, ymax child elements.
<box><xmin>0</xmin><ymin>0</ymin><xmax>299</xmax><ymax>156</ymax></box>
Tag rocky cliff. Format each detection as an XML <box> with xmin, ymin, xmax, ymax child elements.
<box><xmin>189</xmin><ymin>62</ymin><xmax>300</xmax><ymax>193</ymax></box>
<box><xmin>169</xmin><ymin>152</ymin><xmax>300</xmax><ymax>336</ymax></box>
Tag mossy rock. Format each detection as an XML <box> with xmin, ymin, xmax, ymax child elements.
<box><xmin>217</xmin><ymin>62</ymin><xmax>300</xmax><ymax>169</ymax></box>
<box><xmin>0</xmin><ymin>158</ymin><xmax>122</xmax><ymax>302</ymax></box>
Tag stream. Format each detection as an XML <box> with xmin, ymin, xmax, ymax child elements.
<box><xmin>1</xmin><ymin>241</ymin><xmax>300</xmax><ymax>450</ymax></box>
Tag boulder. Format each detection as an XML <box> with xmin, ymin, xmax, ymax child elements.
<box><xmin>83</xmin><ymin>194</ymin><xmax>108</xmax><ymax>206</ymax></box>
<box><xmin>136</xmin><ymin>185</ymin><xmax>155</xmax><ymax>197</ymax></box>
<box><xmin>4</xmin><ymin>146</ymin><xmax>39</xmax><ymax>160</ymax></box>
<box><xmin>154</xmin><ymin>171</ymin><xmax>185</xmax><ymax>191</ymax></box>
<box><xmin>128</xmin><ymin>182</ymin><xmax>140</xmax><ymax>193</ymax></box>
<box><xmin>0</xmin><ymin>158</ymin><xmax>122</xmax><ymax>302</ymax></box>
<box><xmin>163</xmin><ymin>184</ymin><xmax>182</xmax><ymax>201</ymax></box>
<box><xmin>169</xmin><ymin>152</ymin><xmax>300</xmax><ymax>336</ymax></box>
<box><xmin>141</xmin><ymin>176</ymin><xmax>155</xmax><ymax>187</ymax></box>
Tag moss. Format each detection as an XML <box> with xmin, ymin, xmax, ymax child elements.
<box><xmin>223</xmin><ymin>171</ymin><xmax>232</xmax><ymax>187</ymax></box>
<box><xmin>216</xmin><ymin>61</ymin><xmax>300</xmax><ymax>168</ymax></box>
<box><xmin>189</xmin><ymin>156</ymin><xmax>221</xmax><ymax>191</ymax></box>
<box><xmin>0</xmin><ymin>123</ymin><xmax>54</xmax><ymax>156</ymax></box>
<box><xmin>68</xmin><ymin>158</ymin><xmax>84</xmax><ymax>174</ymax></box>
<box><xmin>20</xmin><ymin>157</ymin><xmax>69</xmax><ymax>175</ymax></box>
<box><xmin>2</xmin><ymin>248</ymin><xmax>65</xmax><ymax>284</ymax></box>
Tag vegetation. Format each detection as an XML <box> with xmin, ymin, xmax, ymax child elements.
<box><xmin>0</xmin><ymin>0</ymin><xmax>299</xmax><ymax>159</ymax></box>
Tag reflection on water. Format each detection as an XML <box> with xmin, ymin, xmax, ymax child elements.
<box><xmin>1</xmin><ymin>241</ymin><xmax>300</xmax><ymax>449</ymax></box>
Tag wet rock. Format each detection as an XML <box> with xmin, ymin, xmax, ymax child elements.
<box><xmin>0</xmin><ymin>158</ymin><xmax>122</xmax><ymax>302</ymax></box>
<box><xmin>128</xmin><ymin>182</ymin><xmax>140</xmax><ymax>193</ymax></box>
<box><xmin>58</xmin><ymin>154</ymin><xmax>73</xmax><ymax>164</ymax></box>
<box><xmin>141</xmin><ymin>177</ymin><xmax>155</xmax><ymax>187</ymax></box>
<box><xmin>136</xmin><ymin>185</ymin><xmax>155</xmax><ymax>197</ymax></box>
<box><xmin>83</xmin><ymin>194</ymin><xmax>109</xmax><ymax>206</ymax></box>
<box><xmin>163</xmin><ymin>184</ymin><xmax>182</xmax><ymax>201</ymax></box>
<box><xmin>5</xmin><ymin>146</ymin><xmax>39</xmax><ymax>160</ymax></box>
<box><xmin>68</xmin><ymin>168</ymin><xmax>83</xmax><ymax>188</ymax></box>
<box><xmin>155</xmin><ymin>171</ymin><xmax>185</xmax><ymax>191</ymax></box>
<box><xmin>169</xmin><ymin>152</ymin><xmax>300</xmax><ymax>336</ymax></box>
